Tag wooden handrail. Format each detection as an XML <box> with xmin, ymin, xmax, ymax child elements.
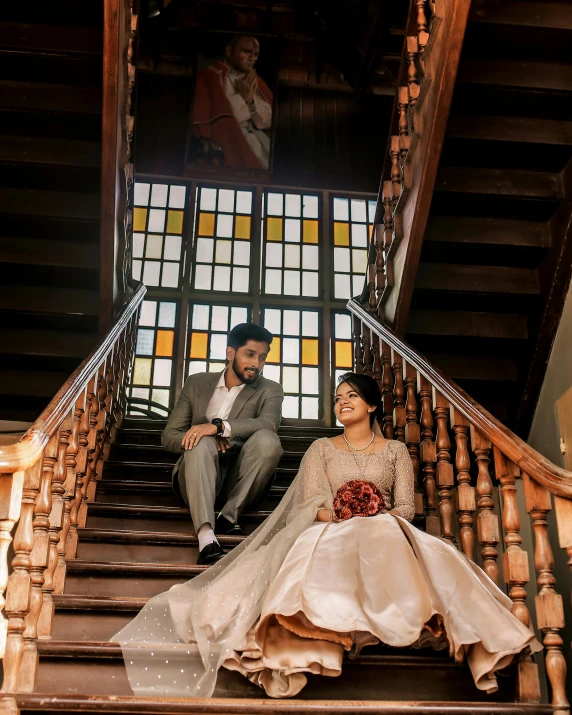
<box><xmin>0</xmin><ymin>283</ymin><xmax>146</xmax><ymax>472</ymax></box>
<box><xmin>349</xmin><ymin>298</ymin><xmax>572</xmax><ymax>498</ymax></box>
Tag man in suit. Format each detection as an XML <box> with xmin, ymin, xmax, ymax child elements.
<box><xmin>162</xmin><ymin>323</ymin><xmax>284</xmax><ymax>565</ymax></box>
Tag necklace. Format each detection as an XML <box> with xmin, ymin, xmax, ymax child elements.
<box><xmin>343</xmin><ymin>431</ymin><xmax>375</xmax><ymax>452</ymax></box>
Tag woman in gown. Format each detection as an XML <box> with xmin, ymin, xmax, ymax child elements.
<box><xmin>113</xmin><ymin>373</ymin><xmax>541</xmax><ymax>699</ymax></box>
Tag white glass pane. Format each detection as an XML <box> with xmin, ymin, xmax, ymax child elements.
<box><xmin>302</xmin><ymin>311</ymin><xmax>319</xmax><ymax>336</ymax></box>
<box><xmin>302</xmin><ymin>396</ymin><xmax>319</xmax><ymax>420</ymax></box>
<box><xmin>351</xmin><ymin>199</ymin><xmax>367</xmax><ymax>223</ymax></box>
<box><xmin>134</xmin><ymin>182</ymin><xmax>150</xmax><ymax>206</ymax></box>
<box><xmin>192</xmin><ymin>304</ymin><xmax>210</xmax><ymax>330</ymax></box>
<box><xmin>283</xmin><ymin>366</ymin><xmax>299</xmax><ymax>393</ymax></box>
<box><xmin>200</xmin><ymin>187</ymin><xmax>217</xmax><ymax>211</ymax></box>
<box><xmin>169</xmin><ymin>185</ymin><xmax>186</xmax><ymax>209</ymax></box>
<box><xmin>148</xmin><ymin>209</ymin><xmax>166</xmax><ymax>233</ymax></box>
<box><xmin>189</xmin><ymin>360</ymin><xmax>207</xmax><ymax>376</ymax></box>
<box><xmin>283</xmin><ymin>310</ymin><xmax>300</xmax><ymax>336</ymax></box>
<box><xmin>132</xmin><ymin>259</ymin><xmax>142</xmax><ymax>281</ymax></box>
<box><xmin>302</xmin><ymin>271</ymin><xmax>319</xmax><ymax>297</ymax></box>
<box><xmin>143</xmin><ymin>261</ymin><xmax>161</xmax><ymax>286</ymax></box>
<box><xmin>352</xmin><ymin>274</ymin><xmax>364</xmax><ymax>297</ymax></box>
<box><xmin>216</xmin><ymin>213</ymin><xmax>233</xmax><ymax>238</ymax></box>
<box><xmin>284</xmin><ymin>218</ymin><xmax>301</xmax><ymax>243</ymax></box>
<box><xmin>351</xmin><ymin>223</ymin><xmax>368</xmax><ymax>248</ymax></box>
<box><xmin>264</xmin><ymin>309</ymin><xmax>281</xmax><ymax>334</ymax></box>
<box><xmin>333</xmin><ymin>197</ymin><xmax>349</xmax><ymax>221</ymax></box>
<box><xmin>236</xmin><ymin>190</ymin><xmax>252</xmax><ymax>214</ymax></box>
<box><xmin>230</xmin><ymin>307</ymin><xmax>248</xmax><ymax>327</ymax></box>
<box><xmin>218</xmin><ymin>189</ymin><xmax>235</xmax><ymax>213</ymax></box>
<box><xmin>285</xmin><ymin>194</ymin><xmax>301</xmax><ymax>217</ymax></box>
<box><xmin>164</xmin><ymin>235</ymin><xmax>182</xmax><ymax>260</ymax></box>
<box><xmin>335</xmin><ymin>312</ymin><xmax>352</xmax><ymax>339</ymax></box>
<box><xmin>334</xmin><ymin>247</ymin><xmax>351</xmax><ymax>272</ymax></box>
<box><xmin>234</xmin><ymin>241</ymin><xmax>250</xmax><ymax>266</ymax></box>
<box><xmin>284</xmin><ymin>244</ymin><xmax>300</xmax><ymax>269</ymax></box>
<box><xmin>145</xmin><ymin>234</ymin><xmax>163</xmax><ymax>259</ymax></box>
<box><xmin>136</xmin><ymin>329</ymin><xmax>154</xmax><ymax>356</ymax></box>
<box><xmin>213</xmin><ymin>265</ymin><xmax>231</xmax><ymax>291</ymax></box>
<box><xmin>266</xmin><ymin>243</ymin><xmax>283</xmax><ymax>268</ymax></box>
<box><xmin>302</xmin><ymin>244</ymin><xmax>318</xmax><ymax>270</ymax></box>
<box><xmin>283</xmin><ymin>337</ymin><xmax>300</xmax><ymax>364</ymax></box>
<box><xmin>352</xmin><ymin>248</ymin><xmax>368</xmax><ymax>274</ymax></box>
<box><xmin>196</xmin><ymin>237</ymin><xmax>214</xmax><ymax>264</ymax></box>
<box><xmin>263</xmin><ymin>364</ymin><xmax>280</xmax><ymax>383</ymax></box>
<box><xmin>368</xmin><ymin>200</ymin><xmax>377</xmax><ymax>223</ymax></box>
<box><xmin>283</xmin><ymin>270</ymin><xmax>300</xmax><ymax>296</ymax></box>
<box><xmin>283</xmin><ymin>395</ymin><xmax>299</xmax><ymax>419</ymax></box>
<box><xmin>211</xmin><ymin>305</ymin><xmax>229</xmax><ymax>332</ymax></box>
<box><xmin>153</xmin><ymin>358</ymin><xmax>172</xmax><ymax>387</ymax></box>
<box><xmin>131</xmin><ymin>386</ymin><xmax>149</xmax><ymax>400</ymax></box>
<box><xmin>161</xmin><ymin>262</ymin><xmax>179</xmax><ymax>288</ymax></box>
<box><xmin>210</xmin><ymin>333</ymin><xmax>227</xmax><ymax>360</ymax></box>
<box><xmin>151</xmin><ymin>184</ymin><xmax>168</xmax><ymax>207</ymax></box>
<box><xmin>133</xmin><ymin>233</ymin><xmax>145</xmax><ymax>258</ymax></box>
<box><xmin>265</xmin><ymin>269</ymin><xmax>282</xmax><ymax>294</ymax></box>
<box><xmin>195</xmin><ymin>264</ymin><xmax>212</xmax><ymax>290</ymax></box>
<box><xmin>215</xmin><ymin>240</ymin><xmax>232</xmax><ymax>264</ymax></box>
<box><xmin>302</xmin><ymin>366</ymin><xmax>319</xmax><ymax>394</ymax></box>
<box><xmin>158</xmin><ymin>302</ymin><xmax>176</xmax><ymax>328</ymax></box>
<box><xmin>232</xmin><ymin>267</ymin><xmax>249</xmax><ymax>293</ymax></box>
<box><xmin>303</xmin><ymin>195</ymin><xmax>319</xmax><ymax>218</ymax></box>
<box><xmin>267</xmin><ymin>192</ymin><xmax>284</xmax><ymax>216</ymax></box>
<box><xmin>151</xmin><ymin>389</ymin><xmax>170</xmax><ymax>411</ymax></box>
<box><xmin>139</xmin><ymin>300</ymin><xmax>157</xmax><ymax>327</ymax></box>
<box><xmin>335</xmin><ymin>273</ymin><xmax>351</xmax><ymax>300</ymax></box>
<box><xmin>209</xmin><ymin>362</ymin><xmax>226</xmax><ymax>372</ymax></box>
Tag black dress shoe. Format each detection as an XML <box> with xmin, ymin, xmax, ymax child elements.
<box><xmin>197</xmin><ymin>541</ymin><xmax>225</xmax><ymax>566</ymax></box>
<box><xmin>215</xmin><ymin>514</ymin><xmax>245</xmax><ymax>537</ymax></box>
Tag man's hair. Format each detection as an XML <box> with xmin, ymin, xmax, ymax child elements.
<box><xmin>226</xmin><ymin>35</ymin><xmax>259</xmax><ymax>51</ymax></box>
<box><xmin>228</xmin><ymin>323</ymin><xmax>273</xmax><ymax>351</ymax></box>
<box><xmin>337</xmin><ymin>372</ymin><xmax>383</xmax><ymax>426</ymax></box>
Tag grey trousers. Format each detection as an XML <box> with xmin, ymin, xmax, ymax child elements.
<box><xmin>177</xmin><ymin>429</ymin><xmax>283</xmax><ymax>529</ymax></box>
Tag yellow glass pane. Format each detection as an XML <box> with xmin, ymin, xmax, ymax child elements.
<box><xmin>333</xmin><ymin>222</ymin><xmax>350</xmax><ymax>246</ymax></box>
<box><xmin>267</xmin><ymin>217</ymin><xmax>283</xmax><ymax>242</ymax></box>
<box><xmin>302</xmin><ymin>338</ymin><xmax>319</xmax><ymax>365</ymax></box>
<box><xmin>336</xmin><ymin>341</ymin><xmax>353</xmax><ymax>368</ymax></box>
<box><xmin>156</xmin><ymin>329</ymin><xmax>174</xmax><ymax>357</ymax></box>
<box><xmin>235</xmin><ymin>215</ymin><xmax>251</xmax><ymax>240</ymax></box>
<box><xmin>133</xmin><ymin>207</ymin><xmax>148</xmax><ymax>232</ymax></box>
<box><xmin>190</xmin><ymin>332</ymin><xmax>208</xmax><ymax>359</ymax></box>
<box><xmin>266</xmin><ymin>337</ymin><xmax>281</xmax><ymax>363</ymax></box>
<box><xmin>198</xmin><ymin>212</ymin><xmax>215</xmax><ymax>237</ymax></box>
<box><xmin>166</xmin><ymin>210</ymin><xmax>184</xmax><ymax>234</ymax></box>
<box><xmin>133</xmin><ymin>357</ymin><xmax>153</xmax><ymax>385</ymax></box>
<box><xmin>369</xmin><ymin>224</ymin><xmax>374</xmax><ymax>239</ymax></box>
<box><xmin>303</xmin><ymin>219</ymin><xmax>318</xmax><ymax>244</ymax></box>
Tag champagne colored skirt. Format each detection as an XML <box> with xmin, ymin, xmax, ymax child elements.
<box><xmin>223</xmin><ymin>514</ymin><xmax>542</xmax><ymax>698</ymax></box>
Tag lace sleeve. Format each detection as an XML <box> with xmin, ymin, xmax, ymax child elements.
<box><xmin>392</xmin><ymin>441</ymin><xmax>415</xmax><ymax>522</ymax></box>
<box><xmin>302</xmin><ymin>439</ymin><xmax>331</xmax><ymax>509</ymax></box>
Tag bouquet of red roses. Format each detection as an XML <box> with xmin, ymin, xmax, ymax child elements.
<box><xmin>333</xmin><ymin>480</ymin><xmax>388</xmax><ymax>522</ymax></box>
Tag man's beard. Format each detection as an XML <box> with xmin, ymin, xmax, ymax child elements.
<box><xmin>231</xmin><ymin>360</ymin><xmax>259</xmax><ymax>384</ymax></box>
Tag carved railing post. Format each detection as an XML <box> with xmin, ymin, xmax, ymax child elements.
<box><xmin>380</xmin><ymin>341</ymin><xmax>395</xmax><ymax>439</ymax></box>
<box><xmin>353</xmin><ymin>315</ymin><xmax>364</xmax><ymax>374</ymax></box>
<box><xmin>418</xmin><ymin>374</ymin><xmax>438</xmax><ymax>535</ymax></box>
<box><xmin>433</xmin><ymin>390</ymin><xmax>454</xmax><ymax>542</ymax></box>
<box><xmin>362</xmin><ymin>325</ymin><xmax>373</xmax><ymax>378</ymax></box>
<box><xmin>452</xmin><ymin>407</ymin><xmax>475</xmax><ymax>561</ymax></box>
<box><xmin>471</xmin><ymin>426</ymin><xmax>499</xmax><ymax>584</ymax></box>
<box><xmin>391</xmin><ymin>351</ymin><xmax>406</xmax><ymax>443</ymax></box>
<box><xmin>374</xmin><ymin>225</ymin><xmax>385</xmax><ymax>320</ymax></box>
<box><xmin>372</xmin><ymin>333</ymin><xmax>383</xmax><ymax>399</ymax></box>
<box><xmin>406</xmin><ymin>35</ymin><xmax>419</xmax><ymax>87</ymax></box>
<box><xmin>78</xmin><ymin>375</ymin><xmax>98</xmax><ymax>530</ymax></box>
<box><xmin>404</xmin><ymin>361</ymin><xmax>423</xmax><ymax>517</ymax></box>
<box><xmin>66</xmin><ymin>389</ymin><xmax>90</xmax><ymax>560</ymax></box>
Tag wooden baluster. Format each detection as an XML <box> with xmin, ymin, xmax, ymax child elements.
<box><xmin>397</xmin><ymin>86</ymin><xmax>409</xmax><ymax>136</ymax></box>
<box><xmin>404</xmin><ymin>361</ymin><xmax>423</xmax><ymax>517</ymax></box>
<box><xmin>66</xmin><ymin>389</ymin><xmax>89</xmax><ymax>560</ymax></box>
<box><xmin>523</xmin><ymin>473</ymin><xmax>568</xmax><ymax>712</ymax></box>
<box><xmin>372</xmin><ymin>334</ymin><xmax>383</xmax><ymax>399</ymax></box>
<box><xmin>0</xmin><ymin>460</ymin><xmax>32</xmax><ymax>693</ymax></box>
<box><xmin>380</xmin><ymin>341</ymin><xmax>395</xmax><ymax>439</ymax></box>
<box><xmin>37</xmin><ymin>415</ymin><xmax>71</xmax><ymax>638</ymax></box>
<box><xmin>368</xmin><ymin>260</ymin><xmax>377</xmax><ymax>316</ymax></box>
<box><xmin>452</xmin><ymin>408</ymin><xmax>475</xmax><ymax>560</ymax></box>
<box><xmin>353</xmin><ymin>316</ymin><xmax>364</xmax><ymax>374</ymax></box>
<box><xmin>433</xmin><ymin>390</ymin><xmax>454</xmax><ymax>542</ymax></box>
<box><xmin>102</xmin><ymin>344</ymin><xmax>118</xmax><ymax>463</ymax></box>
<box><xmin>78</xmin><ymin>375</ymin><xmax>98</xmax><ymax>531</ymax></box>
<box><xmin>93</xmin><ymin>359</ymin><xmax>110</xmax><ymax>492</ymax></box>
<box><xmin>390</xmin><ymin>135</ymin><xmax>401</xmax><ymax>195</ymax></box>
<box><xmin>362</xmin><ymin>324</ymin><xmax>373</xmax><ymax>378</ymax></box>
<box><xmin>391</xmin><ymin>351</ymin><xmax>406</xmax><ymax>443</ymax></box>
<box><xmin>382</xmin><ymin>181</ymin><xmax>394</xmax><ymax>291</ymax></box>
<box><xmin>554</xmin><ymin>495</ymin><xmax>572</xmax><ymax>572</ymax></box>
<box><xmin>418</xmin><ymin>374</ymin><xmax>439</xmax><ymax>535</ymax></box>
<box><xmin>409</xmin><ymin>83</ymin><xmax>420</xmax><ymax>111</ymax></box>
<box><xmin>406</xmin><ymin>35</ymin><xmax>419</xmax><ymax>86</ymax></box>
<box><xmin>374</xmin><ymin>224</ymin><xmax>385</xmax><ymax>320</ymax></box>
<box><xmin>471</xmin><ymin>427</ymin><xmax>499</xmax><ymax>584</ymax></box>
<box><xmin>494</xmin><ymin>449</ymin><xmax>540</xmax><ymax>703</ymax></box>
<box><xmin>416</xmin><ymin>0</ymin><xmax>429</xmax><ymax>76</ymax></box>
<box><xmin>111</xmin><ymin>336</ymin><xmax>128</xmax><ymax>445</ymax></box>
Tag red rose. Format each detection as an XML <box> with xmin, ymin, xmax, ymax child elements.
<box><xmin>332</xmin><ymin>480</ymin><xmax>387</xmax><ymax>522</ymax></box>
<box><xmin>340</xmin><ymin>506</ymin><xmax>352</xmax><ymax>520</ymax></box>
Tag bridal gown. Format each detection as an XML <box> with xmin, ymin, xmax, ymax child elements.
<box><xmin>114</xmin><ymin>438</ymin><xmax>542</xmax><ymax>700</ymax></box>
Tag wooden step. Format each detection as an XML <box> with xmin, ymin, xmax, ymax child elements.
<box><xmin>2</xmin><ymin>0</ymin><xmax>103</xmax><ymax>27</ymax></box>
<box><xmin>458</xmin><ymin>57</ymin><xmax>572</xmax><ymax>92</ymax></box>
<box><xmin>435</xmin><ymin>166</ymin><xmax>562</xmax><ymax>200</ymax></box>
<box><xmin>0</xmin><ymin>79</ymin><xmax>101</xmax><ymax>114</ymax></box>
<box><xmin>0</xmin><ymin>187</ymin><xmax>99</xmax><ymax>220</ymax></box>
<box><xmin>415</xmin><ymin>263</ymin><xmax>539</xmax><ymax>295</ymax></box>
<box><xmin>0</xmin><ymin>286</ymin><xmax>99</xmax><ymax>315</ymax></box>
<box><xmin>52</xmin><ymin>595</ymin><xmax>147</xmax><ymax>642</ymax></box>
<box><xmin>424</xmin><ymin>353</ymin><xmax>519</xmax><ymax>382</ymax></box>
<box><xmin>469</xmin><ymin>1</ymin><xmax>572</xmax><ymax>30</ymax></box>
<box><xmin>447</xmin><ymin>114</ymin><xmax>572</xmax><ymax>146</ymax></box>
<box><xmin>407</xmin><ymin>310</ymin><xmax>528</xmax><ymax>340</ymax></box>
<box><xmin>0</xmin><ymin>369</ymin><xmax>68</xmax><ymax>397</ymax></box>
<box><xmin>424</xmin><ymin>216</ymin><xmax>550</xmax><ymax>248</ymax></box>
<box><xmin>0</xmin><ymin>134</ymin><xmax>101</xmax><ymax>167</ymax></box>
<box><xmin>0</xmin><ymin>236</ymin><xmax>98</xmax><ymax>268</ymax></box>
<box><xmin>0</xmin><ymin>21</ymin><xmax>102</xmax><ymax>55</ymax></box>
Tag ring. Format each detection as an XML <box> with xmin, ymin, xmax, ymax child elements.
<box><xmin>192</xmin><ymin>433</ymin><xmax>197</xmax><ymax>437</ymax></box>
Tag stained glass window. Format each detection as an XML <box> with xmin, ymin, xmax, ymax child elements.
<box><xmin>129</xmin><ymin>299</ymin><xmax>178</xmax><ymax>415</ymax></box>
<box><xmin>187</xmin><ymin>303</ymin><xmax>251</xmax><ymax>375</ymax></box>
<box><xmin>262</xmin><ymin>307</ymin><xmax>320</xmax><ymax>419</ymax></box>
<box><xmin>332</xmin><ymin>197</ymin><xmax>376</xmax><ymax>300</ymax></box>
<box><xmin>132</xmin><ymin>182</ymin><xmax>186</xmax><ymax>288</ymax></box>
<box><xmin>192</xmin><ymin>187</ymin><xmax>253</xmax><ymax>293</ymax></box>
<box><xmin>331</xmin><ymin>310</ymin><xmax>355</xmax><ymax>424</ymax></box>
<box><xmin>262</xmin><ymin>192</ymin><xmax>320</xmax><ymax>298</ymax></box>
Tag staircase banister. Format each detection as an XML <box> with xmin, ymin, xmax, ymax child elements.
<box><xmin>0</xmin><ymin>283</ymin><xmax>146</xmax><ymax>473</ymax></box>
<box><xmin>349</xmin><ymin>298</ymin><xmax>572</xmax><ymax>498</ymax></box>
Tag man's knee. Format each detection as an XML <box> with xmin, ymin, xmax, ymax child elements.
<box><xmin>183</xmin><ymin>436</ymin><xmax>218</xmax><ymax>462</ymax></box>
<box><xmin>244</xmin><ymin>429</ymin><xmax>283</xmax><ymax>459</ymax></box>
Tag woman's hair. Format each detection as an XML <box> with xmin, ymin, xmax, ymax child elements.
<box><xmin>337</xmin><ymin>372</ymin><xmax>383</xmax><ymax>426</ymax></box>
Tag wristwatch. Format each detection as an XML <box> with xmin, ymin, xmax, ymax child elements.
<box><xmin>211</xmin><ymin>418</ymin><xmax>224</xmax><ymax>435</ymax></box>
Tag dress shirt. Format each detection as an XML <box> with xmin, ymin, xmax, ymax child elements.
<box><xmin>205</xmin><ymin>370</ymin><xmax>246</xmax><ymax>438</ymax></box>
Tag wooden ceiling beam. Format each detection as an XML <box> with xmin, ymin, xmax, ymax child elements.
<box><xmin>469</xmin><ymin>1</ymin><xmax>572</xmax><ymax>31</ymax></box>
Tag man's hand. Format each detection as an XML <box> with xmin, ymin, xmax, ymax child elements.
<box><xmin>236</xmin><ymin>70</ymin><xmax>257</xmax><ymax>103</ymax></box>
<box><xmin>216</xmin><ymin>436</ymin><xmax>230</xmax><ymax>454</ymax></box>
<box><xmin>182</xmin><ymin>423</ymin><xmax>217</xmax><ymax>450</ymax></box>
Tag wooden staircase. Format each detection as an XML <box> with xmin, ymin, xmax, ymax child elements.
<box><xmin>0</xmin><ymin>1</ymin><xmax>103</xmax><ymax>422</ymax></box>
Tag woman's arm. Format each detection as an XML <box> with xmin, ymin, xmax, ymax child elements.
<box><xmin>392</xmin><ymin>442</ymin><xmax>415</xmax><ymax>521</ymax></box>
